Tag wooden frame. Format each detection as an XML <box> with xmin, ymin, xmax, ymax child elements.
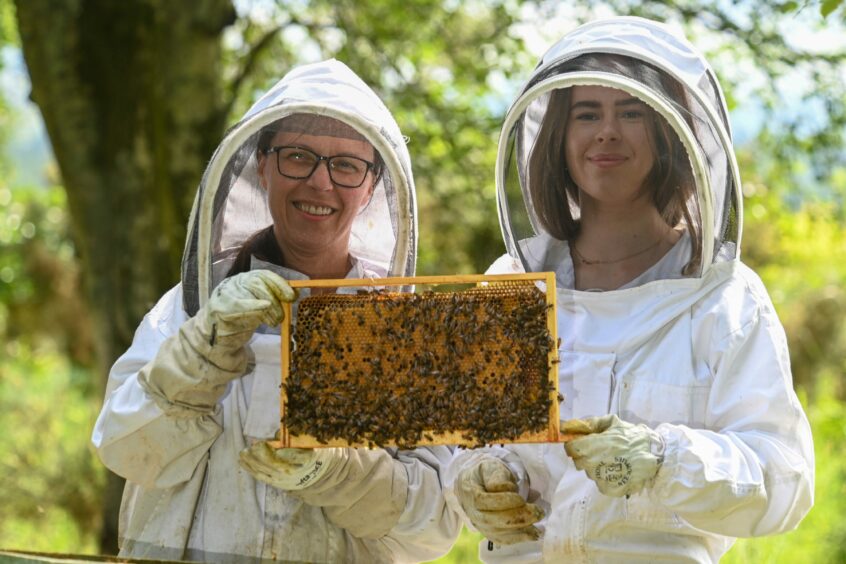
<box><xmin>276</xmin><ymin>272</ymin><xmax>561</xmax><ymax>448</ymax></box>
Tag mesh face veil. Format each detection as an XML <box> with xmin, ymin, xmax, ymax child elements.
<box><xmin>180</xmin><ymin>60</ymin><xmax>417</xmax><ymax>315</ymax></box>
<box><xmin>496</xmin><ymin>17</ymin><xmax>741</xmax><ymax>289</ymax></box>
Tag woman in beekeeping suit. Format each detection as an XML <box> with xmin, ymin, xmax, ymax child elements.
<box><xmin>444</xmin><ymin>16</ymin><xmax>814</xmax><ymax>563</ymax></box>
<box><xmin>92</xmin><ymin>59</ymin><xmax>460</xmax><ymax>562</ymax></box>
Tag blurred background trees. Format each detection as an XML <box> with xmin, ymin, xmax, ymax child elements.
<box><xmin>1</xmin><ymin>0</ymin><xmax>845</xmax><ymax>560</ymax></box>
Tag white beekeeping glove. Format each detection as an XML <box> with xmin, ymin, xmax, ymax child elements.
<box><xmin>239</xmin><ymin>443</ymin><xmax>345</xmax><ymax>490</ymax></box>
<box><xmin>563</xmin><ymin>414</ymin><xmax>665</xmax><ymax>497</ymax></box>
<box><xmin>455</xmin><ymin>457</ymin><xmax>544</xmax><ymax>545</ymax></box>
<box><xmin>140</xmin><ymin>270</ymin><xmax>296</xmax><ymax>415</ymax></box>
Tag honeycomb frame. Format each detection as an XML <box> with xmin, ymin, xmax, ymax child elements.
<box><xmin>277</xmin><ymin>272</ymin><xmax>560</xmax><ymax>449</ymax></box>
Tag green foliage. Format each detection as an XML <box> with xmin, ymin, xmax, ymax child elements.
<box><xmin>0</xmin><ymin>344</ymin><xmax>104</xmax><ymax>553</ymax></box>
<box><xmin>737</xmin><ymin>144</ymin><xmax>846</xmax><ymax>397</ymax></box>
<box><xmin>0</xmin><ymin>0</ymin><xmax>17</xmax><ymax>47</ymax></box>
<box><xmin>0</xmin><ymin>183</ymin><xmax>93</xmax><ymax>367</ymax></box>
<box><xmin>741</xmin><ymin>184</ymin><xmax>846</xmax><ymax>308</ymax></box>
<box><xmin>821</xmin><ymin>0</ymin><xmax>844</xmax><ymax>18</ymax></box>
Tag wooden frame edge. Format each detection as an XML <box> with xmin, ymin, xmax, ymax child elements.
<box><xmin>279</xmin><ymin>272</ymin><xmax>563</xmax><ymax>448</ymax></box>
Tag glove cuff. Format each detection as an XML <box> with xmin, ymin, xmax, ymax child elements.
<box><xmin>288</xmin><ymin>447</ymin><xmax>344</xmax><ymax>490</ymax></box>
<box><xmin>188</xmin><ymin>311</ymin><xmax>254</xmax><ymax>370</ymax></box>
<box><xmin>138</xmin><ymin>318</ymin><xmax>250</xmax><ymax>417</ymax></box>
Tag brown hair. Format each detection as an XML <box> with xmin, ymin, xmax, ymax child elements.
<box><xmin>226</xmin><ymin>225</ymin><xmax>284</xmax><ymax>278</ymax></box>
<box><xmin>527</xmin><ymin>54</ymin><xmax>701</xmax><ymax>274</ymax></box>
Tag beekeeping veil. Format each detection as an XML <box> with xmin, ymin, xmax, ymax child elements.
<box><xmin>181</xmin><ymin>59</ymin><xmax>417</xmax><ymax>315</ymax></box>
<box><xmin>497</xmin><ymin>16</ymin><xmax>741</xmax><ymax>286</ymax></box>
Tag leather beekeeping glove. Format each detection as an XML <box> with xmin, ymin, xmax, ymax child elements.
<box><xmin>243</xmin><ymin>444</ymin><xmax>403</xmax><ymax>537</ymax></box>
<box><xmin>563</xmin><ymin>414</ymin><xmax>665</xmax><ymax>498</ymax></box>
<box><xmin>239</xmin><ymin>443</ymin><xmax>344</xmax><ymax>490</ymax></box>
<box><xmin>455</xmin><ymin>457</ymin><xmax>544</xmax><ymax>546</ymax></box>
<box><xmin>140</xmin><ymin>270</ymin><xmax>296</xmax><ymax>415</ymax></box>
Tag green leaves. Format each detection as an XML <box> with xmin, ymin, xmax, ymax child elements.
<box><xmin>0</xmin><ymin>346</ymin><xmax>104</xmax><ymax>552</ymax></box>
<box><xmin>822</xmin><ymin>0</ymin><xmax>843</xmax><ymax>18</ymax></box>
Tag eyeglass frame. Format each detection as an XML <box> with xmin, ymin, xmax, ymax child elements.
<box><xmin>264</xmin><ymin>145</ymin><xmax>379</xmax><ymax>189</ymax></box>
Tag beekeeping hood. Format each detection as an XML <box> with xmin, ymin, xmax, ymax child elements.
<box><xmin>181</xmin><ymin>59</ymin><xmax>417</xmax><ymax>315</ymax></box>
<box><xmin>497</xmin><ymin>16</ymin><xmax>742</xmax><ymax>286</ymax></box>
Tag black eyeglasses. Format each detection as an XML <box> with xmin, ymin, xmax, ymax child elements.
<box><xmin>265</xmin><ymin>145</ymin><xmax>377</xmax><ymax>188</ymax></box>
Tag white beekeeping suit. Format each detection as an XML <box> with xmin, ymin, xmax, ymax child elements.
<box><xmin>444</xmin><ymin>17</ymin><xmax>813</xmax><ymax>563</ymax></box>
<box><xmin>92</xmin><ymin>59</ymin><xmax>460</xmax><ymax>562</ymax></box>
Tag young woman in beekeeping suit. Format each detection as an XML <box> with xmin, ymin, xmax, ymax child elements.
<box><xmin>443</xmin><ymin>16</ymin><xmax>814</xmax><ymax>563</ymax></box>
<box><xmin>92</xmin><ymin>59</ymin><xmax>460</xmax><ymax>562</ymax></box>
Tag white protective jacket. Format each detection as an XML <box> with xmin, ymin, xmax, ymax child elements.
<box><xmin>92</xmin><ymin>59</ymin><xmax>460</xmax><ymax>563</ymax></box>
<box><xmin>443</xmin><ymin>17</ymin><xmax>814</xmax><ymax>563</ymax></box>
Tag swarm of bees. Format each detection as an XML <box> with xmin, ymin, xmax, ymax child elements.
<box><xmin>282</xmin><ymin>281</ymin><xmax>557</xmax><ymax>449</ymax></box>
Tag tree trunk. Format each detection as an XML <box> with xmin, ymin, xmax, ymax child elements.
<box><xmin>14</xmin><ymin>0</ymin><xmax>235</xmax><ymax>554</ymax></box>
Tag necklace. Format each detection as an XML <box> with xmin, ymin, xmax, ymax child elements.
<box><xmin>571</xmin><ymin>237</ymin><xmax>663</xmax><ymax>266</ymax></box>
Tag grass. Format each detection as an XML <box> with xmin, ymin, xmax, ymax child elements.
<box><xmin>426</xmin><ymin>528</ymin><xmax>486</xmax><ymax>563</ymax></box>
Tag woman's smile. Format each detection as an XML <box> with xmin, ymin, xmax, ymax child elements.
<box><xmin>587</xmin><ymin>152</ymin><xmax>628</xmax><ymax>168</ymax></box>
<box><xmin>293</xmin><ymin>200</ymin><xmax>336</xmax><ymax>218</ymax></box>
